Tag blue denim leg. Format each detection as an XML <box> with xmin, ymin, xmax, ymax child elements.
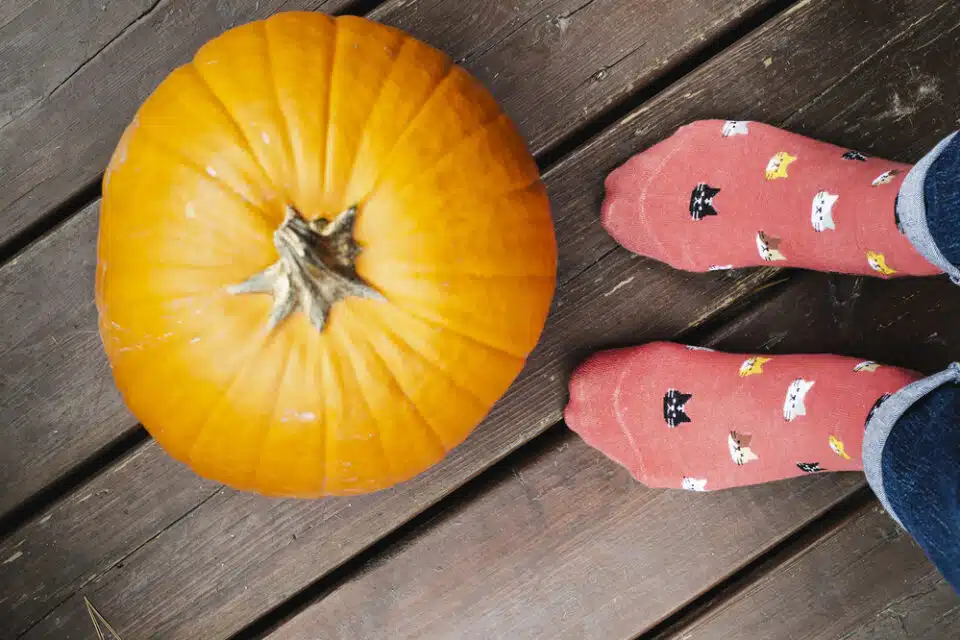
<box><xmin>897</xmin><ymin>132</ymin><xmax>960</xmax><ymax>283</ymax></box>
<box><xmin>881</xmin><ymin>377</ymin><xmax>960</xmax><ymax>592</ymax></box>
<box><xmin>924</xmin><ymin>133</ymin><xmax>960</xmax><ymax>267</ymax></box>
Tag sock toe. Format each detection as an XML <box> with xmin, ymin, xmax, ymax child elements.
<box><xmin>566</xmin><ymin>342</ymin><xmax>685</xmax><ymax>482</ymax></box>
<box><xmin>566</xmin><ymin>347</ymin><xmax>645</xmax><ymax>479</ymax></box>
<box><xmin>601</xmin><ymin>126</ymin><xmax>700</xmax><ymax>267</ymax></box>
<box><xmin>565</xmin><ymin>349</ymin><xmax>632</xmax><ymax>459</ymax></box>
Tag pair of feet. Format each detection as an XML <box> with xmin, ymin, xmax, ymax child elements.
<box><xmin>565</xmin><ymin>121</ymin><xmax>958</xmax><ymax>491</ymax></box>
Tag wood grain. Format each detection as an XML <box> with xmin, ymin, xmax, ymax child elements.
<box><xmin>0</xmin><ymin>1</ymin><xmax>36</xmax><ymax>28</ymax></box>
<box><xmin>0</xmin><ymin>0</ymin><xmax>158</xmax><ymax>128</ymax></box>
<box><xmin>0</xmin><ymin>0</ymin><xmax>775</xmax><ymax>248</ymax></box>
<box><xmin>701</xmin><ymin>273</ymin><xmax>960</xmax><ymax>375</ymax></box>
<box><xmin>2</xmin><ymin>0</ymin><xmax>777</xmax><ymax>635</ymax></box>
<box><xmin>0</xmin><ymin>444</ymin><xmax>217</xmax><ymax>639</ymax></box>
<box><xmin>267</xmin><ymin>429</ymin><xmax>867</xmax><ymax>640</ymax></box>
<box><xmin>0</xmin><ymin>206</ymin><xmax>133</xmax><ymax>517</ymax></box>
<box><xmin>6</xmin><ymin>246</ymin><xmax>774</xmax><ymax>640</ymax></box>
<box><xmin>0</xmin><ymin>0</ymin><xmax>357</xmax><ymax>249</ymax></box>
<box><xmin>0</xmin><ymin>0</ymin><xmax>777</xmax><ymax>524</ymax></box>
<box><xmin>667</xmin><ymin>501</ymin><xmax>959</xmax><ymax>640</ymax></box>
<box><xmin>269</xmin><ymin>5</ymin><xmax>960</xmax><ymax>636</ymax></box>
<box><xmin>10</xmin><ymin>0</ymin><xmax>959</xmax><ymax>637</ymax></box>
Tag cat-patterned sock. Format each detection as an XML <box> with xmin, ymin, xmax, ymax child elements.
<box><xmin>564</xmin><ymin>342</ymin><xmax>922</xmax><ymax>491</ymax></box>
<box><xmin>602</xmin><ymin>120</ymin><xmax>943</xmax><ymax>278</ymax></box>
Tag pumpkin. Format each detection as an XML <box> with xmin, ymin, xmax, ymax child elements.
<box><xmin>95</xmin><ymin>12</ymin><xmax>556</xmax><ymax>497</ymax></box>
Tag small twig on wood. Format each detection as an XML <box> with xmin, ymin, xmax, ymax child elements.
<box><xmin>84</xmin><ymin>596</ymin><xmax>123</xmax><ymax>640</ymax></box>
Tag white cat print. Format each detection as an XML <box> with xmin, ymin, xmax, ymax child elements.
<box><xmin>783</xmin><ymin>378</ymin><xmax>815</xmax><ymax>421</ymax></box>
<box><xmin>682</xmin><ymin>477</ymin><xmax>708</xmax><ymax>491</ymax></box>
<box><xmin>721</xmin><ymin>121</ymin><xmax>749</xmax><ymax>137</ymax></box>
<box><xmin>811</xmin><ymin>191</ymin><xmax>838</xmax><ymax>232</ymax></box>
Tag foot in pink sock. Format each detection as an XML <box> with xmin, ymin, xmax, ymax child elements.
<box><xmin>602</xmin><ymin>120</ymin><xmax>941</xmax><ymax>278</ymax></box>
<box><xmin>564</xmin><ymin>342</ymin><xmax>921</xmax><ymax>491</ymax></box>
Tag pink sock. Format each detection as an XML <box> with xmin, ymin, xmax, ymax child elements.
<box><xmin>602</xmin><ymin>120</ymin><xmax>941</xmax><ymax>278</ymax></box>
<box><xmin>564</xmin><ymin>342</ymin><xmax>921</xmax><ymax>491</ymax></box>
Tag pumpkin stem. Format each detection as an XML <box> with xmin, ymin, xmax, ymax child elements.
<box><xmin>227</xmin><ymin>205</ymin><xmax>383</xmax><ymax>331</ymax></box>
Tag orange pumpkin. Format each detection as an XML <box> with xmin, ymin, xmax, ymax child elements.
<box><xmin>95</xmin><ymin>13</ymin><xmax>556</xmax><ymax>496</ymax></box>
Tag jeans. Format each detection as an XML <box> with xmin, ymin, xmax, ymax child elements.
<box><xmin>867</xmin><ymin>132</ymin><xmax>960</xmax><ymax>592</ymax></box>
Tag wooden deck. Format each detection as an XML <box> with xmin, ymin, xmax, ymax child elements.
<box><xmin>1</xmin><ymin>1</ymin><xmax>958</xmax><ymax>638</ymax></box>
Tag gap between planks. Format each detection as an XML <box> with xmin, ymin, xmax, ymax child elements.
<box><xmin>0</xmin><ymin>0</ymin><xmax>799</xmax><ymax>533</ymax></box>
<box><xmin>0</xmin><ymin>0</ymin><xmax>384</xmax><ymax>267</ymax></box>
<box><xmin>228</xmin><ymin>275</ymin><xmax>791</xmax><ymax>638</ymax></box>
<box><xmin>634</xmin><ymin>487</ymin><xmax>879</xmax><ymax>640</ymax></box>
<box><xmin>0</xmin><ymin>0</ymin><xmax>798</xmax><ymax>268</ymax></box>
<box><xmin>9</xmin><ymin>0</ymin><xmax>960</xmax><ymax>632</ymax></box>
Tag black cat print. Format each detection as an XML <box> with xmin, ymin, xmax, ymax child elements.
<box><xmin>663</xmin><ymin>389</ymin><xmax>692</xmax><ymax>427</ymax></box>
<box><xmin>842</xmin><ymin>150</ymin><xmax>868</xmax><ymax>161</ymax></box>
<box><xmin>865</xmin><ymin>393</ymin><xmax>893</xmax><ymax>428</ymax></box>
<box><xmin>689</xmin><ymin>184</ymin><xmax>720</xmax><ymax>220</ymax></box>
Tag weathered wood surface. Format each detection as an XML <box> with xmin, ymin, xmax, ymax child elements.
<box><xmin>0</xmin><ymin>446</ymin><xmax>217</xmax><ymax>638</ymax></box>
<box><xmin>268</xmin><ymin>12</ymin><xmax>960</xmax><ymax>632</ymax></box>
<box><xmin>0</xmin><ymin>0</ymin><xmax>157</xmax><ymax>128</ymax></box>
<box><xmin>0</xmin><ymin>0</ymin><xmax>777</xmax><ymax>521</ymax></box>
<box><xmin>0</xmin><ymin>0</ymin><xmax>357</xmax><ymax>247</ymax></box>
<box><xmin>8</xmin><ymin>0</ymin><xmax>959</xmax><ymax>638</ymax></box>
<box><xmin>667</xmin><ymin>501</ymin><xmax>959</xmax><ymax>640</ymax></box>
<box><xmin>704</xmin><ymin>273</ymin><xmax>960</xmax><ymax>375</ymax></box>
<box><xmin>0</xmin><ymin>0</ymin><xmax>781</xmax><ymax>636</ymax></box>
<box><xmin>0</xmin><ymin>0</ymin><xmax>775</xmax><ymax>247</ymax></box>
<box><xmin>6</xmin><ymin>253</ymin><xmax>772</xmax><ymax>640</ymax></box>
<box><xmin>266</xmin><ymin>278</ymin><xmax>960</xmax><ymax>635</ymax></box>
<box><xmin>0</xmin><ymin>207</ymin><xmax>132</xmax><ymax>515</ymax></box>
<box><xmin>268</xmin><ymin>430</ymin><xmax>866</xmax><ymax>640</ymax></box>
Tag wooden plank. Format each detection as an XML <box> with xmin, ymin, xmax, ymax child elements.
<box><xmin>0</xmin><ymin>446</ymin><xmax>217</xmax><ymax>638</ymax></box>
<box><xmin>1</xmin><ymin>0</ymin><xmax>782</xmax><ymax>636</ymax></box>
<box><xmin>268</xmin><ymin>433</ymin><xmax>867</xmax><ymax>640</ymax></box>
<box><xmin>0</xmin><ymin>0</ymin><xmax>158</xmax><ymax>128</ymax></box>
<box><xmin>0</xmin><ymin>0</ymin><xmax>778</xmax><ymax>525</ymax></box>
<box><xmin>0</xmin><ymin>207</ymin><xmax>133</xmax><ymax>515</ymax></box>
<box><xmin>0</xmin><ymin>0</ymin><xmax>774</xmax><ymax>247</ymax></box>
<box><xmin>8</xmin><ymin>1</ymin><xmax>956</xmax><ymax>638</ymax></box>
<box><xmin>0</xmin><ymin>1</ymin><xmax>35</xmax><ymax>27</ymax></box>
<box><xmin>667</xmin><ymin>501</ymin><xmax>960</xmax><ymax>640</ymax></box>
<box><xmin>263</xmin><ymin>282</ymin><xmax>960</xmax><ymax>636</ymax></box>
<box><xmin>837</xmin><ymin>574</ymin><xmax>959</xmax><ymax>640</ymax></box>
<box><xmin>704</xmin><ymin>273</ymin><xmax>960</xmax><ymax>376</ymax></box>
<box><xmin>264</xmin><ymin>5</ymin><xmax>960</xmax><ymax>636</ymax></box>
<box><xmin>5</xmin><ymin>249</ymin><xmax>774</xmax><ymax>640</ymax></box>
<box><xmin>0</xmin><ymin>0</ymin><xmax>356</xmax><ymax>248</ymax></box>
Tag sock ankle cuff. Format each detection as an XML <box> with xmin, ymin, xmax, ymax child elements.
<box><xmin>897</xmin><ymin>132</ymin><xmax>960</xmax><ymax>285</ymax></box>
<box><xmin>863</xmin><ymin>362</ymin><xmax>960</xmax><ymax>526</ymax></box>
